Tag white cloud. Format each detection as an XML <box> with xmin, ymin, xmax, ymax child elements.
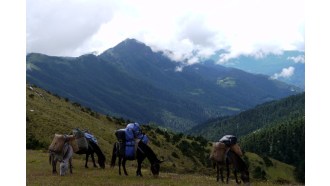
<box><xmin>271</xmin><ymin>66</ymin><xmax>295</xmax><ymax>79</ymax></box>
<box><xmin>175</xmin><ymin>66</ymin><xmax>184</xmax><ymax>72</ymax></box>
<box><xmin>27</xmin><ymin>0</ymin><xmax>118</xmax><ymax>56</ymax></box>
<box><xmin>287</xmin><ymin>55</ymin><xmax>305</xmax><ymax>63</ymax></box>
<box><xmin>27</xmin><ymin>0</ymin><xmax>304</xmax><ymax>62</ymax></box>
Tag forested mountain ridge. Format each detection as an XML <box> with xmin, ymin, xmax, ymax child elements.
<box><xmin>240</xmin><ymin>115</ymin><xmax>305</xmax><ymax>182</ymax></box>
<box><xmin>26</xmin><ymin>38</ymin><xmax>301</xmax><ymax>132</ymax></box>
<box><xmin>188</xmin><ymin>92</ymin><xmax>305</xmax><ymax>182</ymax></box>
<box><xmin>188</xmin><ymin>92</ymin><xmax>305</xmax><ymax>140</ymax></box>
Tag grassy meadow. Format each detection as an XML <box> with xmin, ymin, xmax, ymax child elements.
<box><xmin>27</xmin><ymin>150</ymin><xmax>301</xmax><ymax>186</ymax></box>
<box><xmin>26</xmin><ymin>85</ymin><xmax>303</xmax><ymax>185</ymax></box>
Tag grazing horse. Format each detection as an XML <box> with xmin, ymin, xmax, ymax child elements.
<box><xmin>75</xmin><ymin>140</ymin><xmax>106</xmax><ymax>169</ymax></box>
<box><xmin>111</xmin><ymin>140</ymin><xmax>163</xmax><ymax>176</ymax></box>
<box><xmin>49</xmin><ymin>142</ymin><xmax>73</xmax><ymax>176</ymax></box>
<box><xmin>226</xmin><ymin>150</ymin><xmax>250</xmax><ymax>185</ymax></box>
<box><xmin>209</xmin><ymin>142</ymin><xmax>227</xmax><ymax>182</ymax></box>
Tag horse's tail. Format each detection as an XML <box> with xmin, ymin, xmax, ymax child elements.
<box><xmin>49</xmin><ymin>152</ymin><xmax>51</xmax><ymax>165</ymax></box>
<box><xmin>110</xmin><ymin>142</ymin><xmax>118</xmax><ymax>168</ymax></box>
<box><xmin>49</xmin><ymin>151</ymin><xmax>53</xmax><ymax>165</ymax></box>
<box><xmin>90</xmin><ymin>141</ymin><xmax>106</xmax><ymax>161</ymax></box>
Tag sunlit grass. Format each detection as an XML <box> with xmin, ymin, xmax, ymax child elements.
<box><xmin>27</xmin><ymin>150</ymin><xmax>302</xmax><ymax>186</ymax></box>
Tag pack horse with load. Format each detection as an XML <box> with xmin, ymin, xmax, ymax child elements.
<box><xmin>210</xmin><ymin>135</ymin><xmax>250</xmax><ymax>184</ymax></box>
<box><xmin>111</xmin><ymin>123</ymin><xmax>163</xmax><ymax>176</ymax></box>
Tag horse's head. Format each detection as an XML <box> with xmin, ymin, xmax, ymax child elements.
<box><xmin>150</xmin><ymin>159</ymin><xmax>163</xmax><ymax>176</ymax></box>
<box><xmin>98</xmin><ymin>156</ymin><xmax>106</xmax><ymax>169</ymax></box>
<box><xmin>241</xmin><ymin>169</ymin><xmax>250</xmax><ymax>184</ymax></box>
<box><xmin>59</xmin><ymin>161</ymin><xmax>69</xmax><ymax>176</ymax></box>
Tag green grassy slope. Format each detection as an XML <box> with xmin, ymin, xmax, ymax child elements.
<box><xmin>26</xmin><ymin>84</ymin><xmax>300</xmax><ymax>185</ymax></box>
<box><xmin>27</xmin><ymin>150</ymin><xmax>301</xmax><ymax>186</ymax></box>
<box><xmin>26</xmin><ymin>84</ymin><xmax>210</xmax><ymax>173</ymax></box>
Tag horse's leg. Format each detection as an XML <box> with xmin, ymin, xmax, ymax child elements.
<box><xmin>85</xmin><ymin>154</ymin><xmax>89</xmax><ymax>168</ymax></box>
<box><xmin>122</xmin><ymin>159</ymin><xmax>128</xmax><ymax>176</ymax></box>
<box><xmin>52</xmin><ymin>157</ymin><xmax>57</xmax><ymax>174</ymax></box>
<box><xmin>136</xmin><ymin>158</ymin><xmax>143</xmax><ymax>177</ymax></box>
<box><xmin>118</xmin><ymin>156</ymin><xmax>122</xmax><ymax>175</ymax></box>
<box><xmin>91</xmin><ymin>153</ymin><xmax>98</xmax><ymax>168</ymax></box>
<box><xmin>220</xmin><ymin>164</ymin><xmax>224</xmax><ymax>183</ymax></box>
<box><xmin>69</xmin><ymin>157</ymin><xmax>73</xmax><ymax>174</ymax></box>
<box><xmin>226</xmin><ymin>159</ymin><xmax>230</xmax><ymax>184</ymax></box>
<box><xmin>234</xmin><ymin>170</ymin><xmax>241</xmax><ymax>184</ymax></box>
<box><xmin>216</xmin><ymin>162</ymin><xmax>219</xmax><ymax>182</ymax></box>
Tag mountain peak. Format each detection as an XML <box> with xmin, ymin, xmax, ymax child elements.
<box><xmin>101</xmin><ymin>38</ymin><xmax>153</xmax><ymax>57</ymax></box>
<box><xmin>122</xmin><ymin>38</ymin><xmax>145</xmax><ymax>45</ymax></box>
<box><xmin>114</xmin><ymin>38</ymin><xmax>150</xmax><ymax>50</ymax></box>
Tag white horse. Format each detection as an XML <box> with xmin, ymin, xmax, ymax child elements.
<box><xmin>49</xmin><ymin>142</ymin><xmax>73</xmax><ymax>176</ymax></box>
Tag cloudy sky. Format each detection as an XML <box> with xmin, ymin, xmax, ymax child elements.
<box><xmin>27</xmin><ymin>0</ymin><xmax>304</xmax><ymax>63</ymax></box>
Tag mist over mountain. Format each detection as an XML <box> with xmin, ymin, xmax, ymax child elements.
<box><xmin>26</xmin><ymin>38</ymin><xmax>301</xmax><ymax>131</ymax></box>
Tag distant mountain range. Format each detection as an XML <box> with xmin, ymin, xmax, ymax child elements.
<box><xmin>26</xmin><ymin>38</ymin><xmax>301</xmax><ymax>131</ymax></box>
<box><xmin>209</xmin><ymin>50</ymin><xmax>305</xmax><ymax>89</ymax></box>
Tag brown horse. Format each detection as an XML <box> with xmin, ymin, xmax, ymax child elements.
<box><xmin>49</xmin><ymin>142</ymin><xmax>73</xmax><ymax>176</ymax></box>
<box><xmin>209</xmin><ymin>142</ymin><xmax>227</xmax><ymax>182</ymax></box>
<box><xmin>225</xmin><ymin>149</ymin><xmax>250</xmax><ymax>185</ymax></box>
<box><xmin>210</xmin><ymin>142</ymin><xmax>249</xmax><ymax>184</ymax></box>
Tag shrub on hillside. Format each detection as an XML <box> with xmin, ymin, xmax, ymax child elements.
<box><xmin>172</xmin><ymin>133</ymin><xmax>183</xmax><ymax>144</ymax></box>
<box><xmin>262</xmin><ymin>156</ymin><xmax>273</xmax><ymax>167</ymax></box>
<box><xmin>253</xmin><ymin>166</ymin><xmax>267</xmax><ymax>180</ymax></box>
<box><xmin>171</xmin><ymin>151</ymin><xmax>179</xmax><ymax>159</ymax></box>
<box><xmin>27</xmin><ymin>135</ymin><xmax>47</xmax><ymax>150</ymax></box>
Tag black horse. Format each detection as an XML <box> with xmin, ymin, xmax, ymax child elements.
<box><xmin>111</xmin><ymin>140</ymin><xmax>163</xmax><ymax>176</ymax></box>
<box><xmin>225</xmin><ymin>150</ymin><xmax>250</xmax><ymax>185</ymax></box>
<box><xmin>76</xmin><ymin>140</ymin><xmax>106</xmax><ymax>169</ymax></box>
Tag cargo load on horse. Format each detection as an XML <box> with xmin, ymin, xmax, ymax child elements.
<box><xmin>72</xmin><ymin>128</ymin><xmax>89</xmax><ymax>153</ymax></box>
<box><xmin>219</xmin><ymin>135</ymin><xmax>242</xmax><ymax>156</ymax></box>
<box><xmin>114</xmin><ymin>123</ymin><xmax>149</xmax><ymax>160</ymax></box>
<box><xmin>49</xmin><ymin>134</ymin><xmax>66</xmax><ymax>153</ymax></box>
<box><xmin>84</xmin><ymin>131</ymin><xmax>98</xmax><ymax>144</ymax></box>
<box><xmin>210</xmin><ymin>142</ymin><xmax>227</xmax><ymax>163</ymax></box>
<box><xmin>125</xmin><ymin>123</ymin><xmax>149</xmax><ymax>144</ymax></box>
<box><xmin>49</xmin><ymin>134</ymin><xmax>76</xmax><ymax>153</ymax></box>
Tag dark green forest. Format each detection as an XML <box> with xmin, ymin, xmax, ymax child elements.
<box><xmin>189</xmin><ymin>93</ymin><xmax>305</xmax><ymax>140</ymax></box>
<box><xmin>240</xmin><ymin>116</ymin><xmax>305</xmax><ymax>182</ymax></box>
<box><xmin>189</xmin><ymin>93</ymin><xmax>305</xmax><ymax>182</ymax></box>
